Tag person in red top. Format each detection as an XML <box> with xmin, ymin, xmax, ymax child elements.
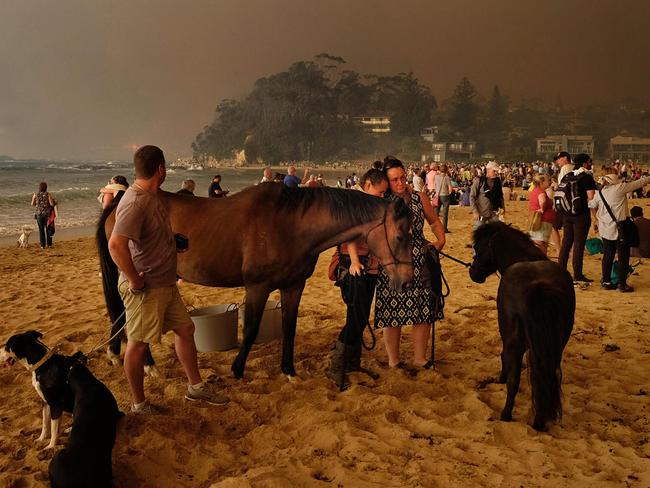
<box><xmin>528</xmin><ymin>174</ymin><xmax>555</xmax><ymax>255</ymax></box>
<box><xmin>327</xmin><ymin>168</ymin><xmax>388</xmax><ymax>387</ymax></box>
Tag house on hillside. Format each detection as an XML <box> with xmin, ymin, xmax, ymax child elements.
<box><xmin>536</xmin><ymin>135</ymin><xmax>595</xmax><ymax>159</ymax></box>
<box><xmin>610</xmin><ymin>135</ymin><xmax>650</xmax><ymax>163</ymax></box>
<box><xmin>428</xmin><ymin>141</ymin><xmax>477</xmax><ymax>162</ymax></box>
<box><xmin>353</xmin><ymin>114</ymin><xmax>391</xmax><ymax>134</ymax></box>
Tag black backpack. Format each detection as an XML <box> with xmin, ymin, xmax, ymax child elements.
<box><xmin>554</xmin><ymin>171</ymin><xmax>584</xmax><ymax>215</ymax></box>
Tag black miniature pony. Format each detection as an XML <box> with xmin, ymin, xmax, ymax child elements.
<box><xmin>469</xmin><ymin>222</ymin><xmax>575</xmax><ymax>431</ymax></box>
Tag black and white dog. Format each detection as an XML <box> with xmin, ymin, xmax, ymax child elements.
<box><xmin>48</xmin><ymin>351</ymin><xmax>123</xmax><ymax>488</ymax></box>
<box><xmin>2</xmin><ymin>331</ymin><xmax>122</xmax><ymax>487</ymax></box>
<box><xmin>1</xmin><ymin>331</ymin><xmax>74</xmax><ymax>449</ymax></box>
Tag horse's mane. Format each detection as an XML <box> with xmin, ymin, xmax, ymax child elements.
<box><xmin>474</xmin><ymin>221</ymin><xmax>547</xmax><ymax>260</ymax></box>
<box><xmin>277</xmin><ymin>186</ymin><xmax>387</xmax><ymax>224</ymax></box>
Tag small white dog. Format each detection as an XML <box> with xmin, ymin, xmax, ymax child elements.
<box><xmin>17</xmin><ymin>226</ymin><xmax>33</xmax><ymax>248</ymax></box>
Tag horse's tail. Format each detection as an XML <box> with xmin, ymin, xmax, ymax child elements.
<box><xmin>96</xmin><ymin>199</ymin><xmax>124</xmax><ymax>354</ymax></box>
<box><xmin>524</xmin><ymin>280</ymin><xmax>568</xmax><ymax>428</ymax></box>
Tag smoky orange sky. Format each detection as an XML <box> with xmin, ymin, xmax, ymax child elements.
<box><xmin>1</xmin><ymin>0</ymin><xmax>649</xmax><ymax>160</ymax></box>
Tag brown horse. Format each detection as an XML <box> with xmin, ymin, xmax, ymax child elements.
<box><xmin>97</xmin><ymin>183</ymin><xmax>413</xmax><ymax>379</ymax></box>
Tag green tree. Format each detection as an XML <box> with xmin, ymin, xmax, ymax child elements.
<box><xmin>448</xmin><ymin>77</ymin><xmax>479</xmax><ymax>137</ymax></box>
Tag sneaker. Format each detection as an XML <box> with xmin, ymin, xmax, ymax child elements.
<box><xmin>601</xmin><ymin>282</ymin><xmax>617</xmax><ymax>290</ymax></box>
<box><xmin>129</xmin><ymin>400</ymin><xmax>160</xmax><ymax>415</ymax></box>
<box><xmin>617</xmin><ymin>284</ymin><xmax>634</xmax><ymax>293</ymax></box>
<box><xmin>185</xmin><ymin>383</ymin><xmax>229</xmax><ymax>405</ymax></box>
<box><xmin>573</xmin><ymin>275</ymin><xmax>593</xmax><ymax>283</ymax></box>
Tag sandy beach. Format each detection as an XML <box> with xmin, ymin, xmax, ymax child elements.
<box><xmin>0</xmin><ymin>199</ymin><xmax>648</xmax><ymax>487</ymax></box>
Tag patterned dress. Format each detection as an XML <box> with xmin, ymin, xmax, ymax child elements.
<box><xmin>374</xmin><ymin>191</ymin><xmax>436</xmax><ymax>328</ymax></box>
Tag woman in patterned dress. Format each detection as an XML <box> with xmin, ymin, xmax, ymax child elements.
<box><xmin>374</xmin><ymin>157</ymin><xmax>446</xmax><ymax>368</ymax></box>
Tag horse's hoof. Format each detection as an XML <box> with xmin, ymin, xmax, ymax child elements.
<box><xmin>500</xmin><ymin>411</ymin><xmax>512</xmax><ymax>422</ymax></box>
<box><xmin>231</xmin><ymin>365</ymin><xmax>244</xmax><ymax>379</ymax></box>
<box><xmin>285</xmin><ymin>374</ymin><xmax>298</xmax><ymax>383</ymax></box>
<box><xmin>144</xmin><ymin>365</ymin><xmax>161</xmax><ymax>378</ymax></box>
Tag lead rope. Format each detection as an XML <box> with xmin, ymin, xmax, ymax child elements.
<box><xmin>86</xmin><ymin>292</ymin><xmax>145</xmax><ymax>357</ymax></box>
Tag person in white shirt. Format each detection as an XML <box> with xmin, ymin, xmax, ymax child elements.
<box><xmin>589</xmin><ymin>168</ymin><xmax>650</xmax><ymax>292</ymax></box>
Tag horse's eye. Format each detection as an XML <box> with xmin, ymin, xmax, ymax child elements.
<box><xmin>396</xmin><ymin>235</ymin><xmax>403</xmax><ymax>242</ymax></box>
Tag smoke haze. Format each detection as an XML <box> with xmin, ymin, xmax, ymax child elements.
<box><xmin>1</xmin><ymin>0</ymin><xmax>648</xmax><ymax>160</ymax></box>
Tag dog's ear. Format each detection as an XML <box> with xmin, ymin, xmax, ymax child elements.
<box><xmin>25</xmin><ymin>330</ymin><xmax>43</xmax><ymax>341</ymax></box>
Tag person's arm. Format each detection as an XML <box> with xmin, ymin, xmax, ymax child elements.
<box><xmin>620</xmin><ymin>176</ymin><xmax>650</xmax><ymax>195</ymax></box>
<box><xmin>347</xmin><ymin>241</ymin><xmax>364</xmax><ymax>276</ymax></box>
<box><xmin>419</xmin><ymin>191</ymin><xmax>446</xmax><ymax>250</ymax></box>
<box><xmin>31</xmin><ymin>193</ymin><xmax>36</xmax><ymax>206</ymax></box>
<box><xmin>300</xmin><ymin>168</ymin><xmax>309</xmax><ymax>185</ymax></box>
<box><xmin>102</xmin><ymin>192</ymin><xmax>114</xmax><ymax>209</ymax></box>
<box><xmin>588</xmin><ymin>193</ymin><xmax>599</xmax><ymax>231</ymax></box>
<box><xmin>108</xmin><ymin>233</ymin><xmax>144</xmax><ymax>290</ymax></box>
<box><xmin>538</xmin><ymin>191</ymin><xmax>547</xmax><ymax>212</ymax></box>
<box><xmin>469</xmin><ymin>178</ymin><xmax>480</xmax><ymax>219</ymax></box>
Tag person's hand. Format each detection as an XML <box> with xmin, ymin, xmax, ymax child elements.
<box><xmin>129</xmin><ymin>271</ymin><xmax>145</xmax><ymax>293</ymax></box>
<box><xmin>473</xmin><ymin>212</ymin><xmax>480</xmax><ymax>221</ymax></box>
<box><xmin>349</xmin><ymin>261</ymin><xmax>364</xmax><ymax>277</ymax></box>
<box><xmin>593</xmin><ymin>223</ymin><xmax>599</xmax><ymax>234</ymax></box>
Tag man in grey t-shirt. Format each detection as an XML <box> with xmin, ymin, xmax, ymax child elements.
<box><xmin>109</xmin><ymin>145</ymin><xmax>228</xmax><ymax>413</ymax></box>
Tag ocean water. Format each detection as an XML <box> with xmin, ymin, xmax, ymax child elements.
<box><xmin>0</xmin><ymin>160</ymin><xmax>355</xmax><ymax>237</ymax></box>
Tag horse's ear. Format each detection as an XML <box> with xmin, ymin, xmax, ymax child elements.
<box><xmin>392</xmin><ymin>198</ymin><xmax>411</xmax><ymax>220</ymax></box>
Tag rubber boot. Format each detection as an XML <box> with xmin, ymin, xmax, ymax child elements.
<box><xmin>344</xmin><ymin>341</ymin><xmax>380</xmax><ymax>380</ymax></box>
<box><xmin>344</xmin><ymin>342</ymin><xmax>362</xmax><ymax>372</ymax></box>
<box><xmin>326</xmin><ymin>341</ymin><xmax>350</xmax><ymax>390</ymax></box>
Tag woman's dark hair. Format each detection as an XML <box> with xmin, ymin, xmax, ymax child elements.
<box><xmin>382</xmin><ymin>156</ymin><xmax>405</xmax><ymax>173</ymax></box>
<box><xmin>361</xmin><ymin>168</ymin><xmax>388</xmax><ymax>188</ymax></box>
<box><xmin>372</xmin><ymin>160</ymin><xmax>383</xmax><ymax>170</ymax></box>
<box><xmin>112</xmin><ymin>175</ymin><xmax>129</xmax><ymax>187</ymax></box>
<box><xmin>38</xmin><ymin>182</ymin><xmax>47</xmax><ymax>192</ymax></box>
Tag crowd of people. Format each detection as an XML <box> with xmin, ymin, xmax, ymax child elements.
<box><xmin>28</xmin><ymin>148</ymin><xmax>648</xmax><ymax>408</ymax></box>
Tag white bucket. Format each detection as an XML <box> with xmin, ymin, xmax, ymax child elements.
<box><xmin>239</xmin><ymin>300</ymin><xmax>282</xmax><ymax>344</ymax></box>
<box><xmin>190</xmin><ymin>303</ymin><xmax>239</xmax><ymax>352</ymax></box>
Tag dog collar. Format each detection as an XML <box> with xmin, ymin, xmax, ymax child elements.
<box><xmin>28</xmin><ymin>348</ymin><xmax>56</xmax><ymax>373</ymax></box>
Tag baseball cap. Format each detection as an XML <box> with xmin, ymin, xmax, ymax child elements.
<box><xmin>553</xmin><ymin>151</ymin><xmax>571</xmax><ymax>161</ymax></box>
<box><xmin>486</xmin><ymin>161</ymin><xmax>500</xmax><ymax>171</ymax></box>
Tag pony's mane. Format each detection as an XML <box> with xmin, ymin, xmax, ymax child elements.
<box><xmin>474</xmin><ymin>222</ymin><xmax>547</xmax><ymax>260</ymax></box>
<box><xmin>277</xmin><ymin>186</ymin><xmax>387</xmax><ymax>224</ymax></box>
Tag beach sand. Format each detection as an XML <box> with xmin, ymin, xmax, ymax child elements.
<box><xmin>0</xmin><ymin>200</ymin><xmax>648</xmax><ymax>487</ymax></box>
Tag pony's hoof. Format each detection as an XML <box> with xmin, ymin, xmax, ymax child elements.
<box><xmin>532</xmin><ymin>420</ymin><xmax>547</xmax><ymax>432</ymax></box>
<box><xmin>285</xmin><ymin>374</ymin><xmax>298</xmax><ymax>383</ymax></box>
<box><xmin>144</xmin><ymin>365</ymin><xmax>161</xmax><ymax>378</ymax></box>
<box><xmin>500</xmin><ymin>411</ymin><xmax>512</xmax><ymax>422</ymax></box>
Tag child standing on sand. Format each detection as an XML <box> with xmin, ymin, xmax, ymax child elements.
<box><xmin>327</xmin><ymin>168</ymin><xmax>389</xmax><ymax>387</ymax></box>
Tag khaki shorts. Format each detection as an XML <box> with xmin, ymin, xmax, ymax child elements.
<box><xmin>118</xmin><ymin>278</ymin><xmax>192</xmax><ymax>344</ymax></box>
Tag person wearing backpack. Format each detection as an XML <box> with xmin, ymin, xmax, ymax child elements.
<box><xmin>470</xmin><ymin>161</ymin><xmax>505</xmax><ymax>229</ymax></box>
<box><xmin>556</xmin><ymin>153</ymin><xmax>597</xmax><ymax>282</ymax></box>
<box><xmin>589</xmin><ymin>170</ymin><xmax>650</xmax><ymax>292</ymax></box>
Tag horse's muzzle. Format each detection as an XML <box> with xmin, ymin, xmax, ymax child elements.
<box><xmin>469</xmin><ymin>265</ymin><xmax>487</xmax><ymax>284</ymax></box>
<box><xmin>401</xmin><ymin>280</ymin><xmax>414</xmax><ymax>292</ymax></box>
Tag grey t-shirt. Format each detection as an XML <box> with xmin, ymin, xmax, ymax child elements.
<box><xmin>112</xmin><ymin>186</ymin><xmax>177</xmax><ymax>288</ymax></box>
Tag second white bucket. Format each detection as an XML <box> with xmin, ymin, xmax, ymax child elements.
<box><xmin>190</xmin><ymin>303</ymin><xmax>239</xmax><ymax>352</ymax></box>
<box><xmin>239</xmin><ymin>300</ymin><xmax>283</xmax><ymax>344</ymax></box>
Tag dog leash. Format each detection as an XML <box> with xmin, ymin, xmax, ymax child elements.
<box><xmin>86</xmin><ymin>292</ymin><xmax>145</xmax><ymax>357</ymax></box>
<box><xmin>438</xmin><ymin>250</ymin><xmax>472</xmax><ymax>268</ymax></box>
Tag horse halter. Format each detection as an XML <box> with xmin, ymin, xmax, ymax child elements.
<box><xmin>365</xmin><ymin>204</ymin><xmax>413</xmax><ymax>268</ymax></box>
